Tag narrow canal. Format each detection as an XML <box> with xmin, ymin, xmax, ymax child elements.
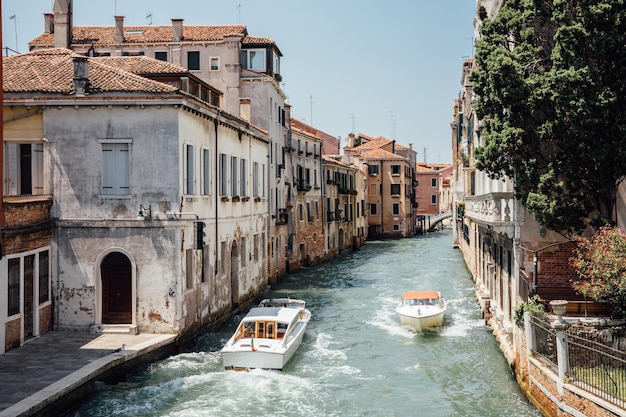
<box><xmin>70</xmin><ymin>230</ymin><xmax>542</xmax><ymax>416</ymax></box>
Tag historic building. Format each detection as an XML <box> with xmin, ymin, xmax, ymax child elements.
<box><xmin>1</xmin><ymin>48</ymin><xmax>270</xmax><ymax>348</ymax></box>
<box><xmin>31</xmin><ymin>0</ymin><xmax>289</xmax><ymax>284</ymax></box>
<box><xmin>0</xmin><ymin>105</ymin><xmax>54</xmax><ymax>353</ymax></box>
<box><xmin>345</xmin><ymin>135</ymin><xmax>416</xmax><ymax>239</ymax></box>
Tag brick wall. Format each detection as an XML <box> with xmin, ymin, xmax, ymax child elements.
<box><xmin>3</xmin><ymin>198</ymin><xmax>52</xmax><ymax>228</ymax></box>
<box><xmin>5</xmin><ymin>318</ymin><xmax>21</xmax><ymax>352</ymax></box>
<box><xmin>537</xmin><ymin>241</ymin><xmax>578</xmax><ymax>288</ymax></box>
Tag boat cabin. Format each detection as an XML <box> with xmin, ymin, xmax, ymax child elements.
<box><xmin>236</xmin><ymin>307</ymin><xmax>301</xmax><ymax>341</ymax></box>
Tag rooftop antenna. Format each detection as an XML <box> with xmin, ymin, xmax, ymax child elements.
<box><xmin>114</xmin><ymin>0</ymin><xmax>117</xmax><ymax>15</ymax></box>
<box><xmin>9</xmin><ymin>13</ymin><xmax>17</xmax><ymax>53</ymax></box>
<box><xmin>423</xmin><ymin>147</ymin><xmax>428</xmax><ymax>162</ymax></box>
<box><xmin>146</xmin><ymin>12</ymin><xmax>152</xmax><ymax>25</ymax></box>
<box><xmin>310</xmin><ymin>94</ymin><xmax>314</xmax><ymax>126</ymax></box>
<box><xmin>237</xmin><ymin>4</ymin><xmax>242</xmax><ymax>23</ymax></box>
<box><xmin>349</xmin><ymin>114</ymin><xmax>355</xmax><ymax>133</ymax></box>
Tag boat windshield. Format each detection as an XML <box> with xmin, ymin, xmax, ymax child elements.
<box><xmin>403</xmin><ymin>298</ymin><xmax>437</xmax><ymax>307</ymax></box>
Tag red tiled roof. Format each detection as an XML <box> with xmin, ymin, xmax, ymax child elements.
<box><xmin>3</xmin><ymin>48</ymin><xmax>178</xmax><ymax>95</ymax></box>
<box><xmin>29</xmin><ymin>25</ymin><xmax>249</xmax><ymax>47</ymax></box>
<box><xmin>93</xmin><ymin>56</ymin><xmax>189</xmax><ymax>75</ymax></box>
<box><xmin>360</xmin><ymin>148</ymin><xmax>405</xmax><ymax>161</ymax></box>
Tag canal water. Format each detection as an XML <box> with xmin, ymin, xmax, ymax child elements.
<box><xmin>70</xmin><ymin>230</ymin><xmax>541</xmax><ymax>417</ymax></box>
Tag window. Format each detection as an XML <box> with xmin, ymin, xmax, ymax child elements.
<box><xmin>431</xmin><ymin>178</ymin><xmax>438</xmax><ymax>187</ymax></box>
<box><xmin>391</xmin><ymin>183</ymin><xmax>401</xmax><ymax>196</ymax></box>
<box><xmin>231</xmin><ymin>156</ymin><xmax>238</xmax><ymax>196</ymax></box>
<box><xmin>101</xmin><ymin>142</ymin><xmax>129</xmax><ymax>195</ymax></box>
<box><xmin>122</xmin><ymin>51</ymin><xmax>145</xmax><ymax>56</ymax></box>
<box><xmin>4</xmin><ymin>142</ymin><xmax>44</xmax><ymax>196</ymax></box>
<box><xmin>220</xmin><ymin>241</ymin><xmax>227</xmax><ymax>274</ymax></box>
<box><xmin>369</xmin><ymin>183</ymin><xmax>377</xmax><ymax>196</ymax></box>
<box><xmin>393</xmin><ymin>224</ymin><xmax>400</xmax><ymax>231</ymax></box>
<box><xmin>241</xmin><ymin>237</ymin><xmax>247</xmax><ymax>266</ymax></box>
<box><xmin>202</xmin><ymin>149</ymin><xmax>211</xmax><ymax>195</ymax></box>
<box><xmin>253</xmin><ymin>162</ymin><xmax>259</xmax><ymax>197</ymax></box>
<box><xmin>186</xmin><ymin>249</ymin><xmax>194</xmax><ymax>289</ymax></box>
<box><xmin>39</xmin><ymin>250</ymin><xmax>49</xmax><ymax>304</ymax></box>
<box><xmin>185</xmin><ymin>144</ymin><xmax>195</xmax><ymax>195</ymax></box>
<box><xmin>210</xmin><ymin>57</ymin><xmax>219</xmax><ymax>71</ymax></box>
<box><xmin>187</xmin><ymin>51</ymin><xmax>200</xmax><ymax>70</ymax></box>
<box><xmin>262</xmin><ymin>163</ymin><xmax>266</xmax><ymax>197</ymax></box>
<box><xmin>299</xmin><ymin>204</ymin><xmax>304</xmax><ymax>221</ymax></box>
<box><xmin>155</xmin><ymin>51</ymin><xmax>168</xmax><ymax>61</ymax></box>
<box><xmin>392</xmin><ymin>203</ymin><xmax>400</xmax><ymax>215</ymax></box>
<box><xmin>220</xmin><ymin>153</ymin><xmax>228</xmax><ymax>196</ymax></box>
<box><xmin>391</xmin><ymin>165</ymin><xmax>401</xmax><ymax>176</ymax></box>
<box><xmin>241</xmin><ymin>158</ymin><xmax>247</xmax><ymax>197</ymax></box>
<box><xmin>254</xmin><ymin>234</ymin><xmax>259</xmax><ymax>262</ymax></box>
<box><xmin>8</xmin><ymin>258</ymin><xmax>20</xmax><ymax>316</ymax></box>
<box><xmin>272</xmin><ymin>50</ymin><xmax>280</xmax><ymax>74</ymax></box>
<box><xmin>370</xmin><ymin>203</ymin><xmax>378</xmax><ymax>215</ymax></box>
<box><xmin>241</xmin><ymin>49</ymin><xmax>266</xmax><ymax>71</ymax></box>
<box><xmin>431</xmin><ymin>194</ymin><xmax>438</xmax><ymax>204</ymax></box>
<box><xmin>368</xmin><ymin>164</ymin><xmax>379</xmax><ymax>176</ymax></box>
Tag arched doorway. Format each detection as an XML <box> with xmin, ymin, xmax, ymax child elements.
<box><xmin>230</xmin><ymin>241</ymin><xmax>239</xmax><ymax>305</ymax></box>
<box><xmin>101</xmin><ymin>252</ymin><xmax>132</xmax><ymax>324</ymax></box>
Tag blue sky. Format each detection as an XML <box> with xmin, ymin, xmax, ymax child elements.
<box><xmin>2</xmin><ymin>0</ymin><xmax>476</xmax><ymax>163</ymax></box>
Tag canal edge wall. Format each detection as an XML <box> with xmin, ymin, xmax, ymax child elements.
<box><xmin>0</xmin><ymin>334</ymin><xmax>179</xmax><ymax>417</ymax></box>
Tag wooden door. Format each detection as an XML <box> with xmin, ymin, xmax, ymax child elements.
<box><xmin>101</xmin><ymin>252</ymin><xmax>132</xmax><ymax>324</ymax></box>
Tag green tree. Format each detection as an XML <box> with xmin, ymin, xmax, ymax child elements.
<box><xmin>471</xmin><ymin>0</ymin><xmax>626</xmax><ymax>235</ymax></box>
<box><xmin>571</xmin><ymin>226</ymin><xmax>626</xmax><ymax>318</ymax></box>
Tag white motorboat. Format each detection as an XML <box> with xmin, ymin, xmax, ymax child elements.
<box><xmin>395</xmin><ymin>291</ymin><xmax>447</xmax><ymax>331</ymax></box>
<box><xmin>221</xmin><ymin>298</ymin><xmax>311</xmax><ymax>370</ymax></box>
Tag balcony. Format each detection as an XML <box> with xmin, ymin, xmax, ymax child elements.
<box><xmin>297</xmin><ymin>183</ymin><xmax>312</xmax><ymax>192</ymax></box>
<box><xmin>464</xmin><ymin>192</ymin><xmax>515</xmax><ymax>232</ymax></box>
<box><xmin>3</xmin><ymin>195</ymin><xmax>53</xmax><ymax>228</ymax></box>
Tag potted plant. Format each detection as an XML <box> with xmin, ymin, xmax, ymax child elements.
<box><xmin>221</xmin><ymin>196</ymin><xmax>230</xmax><ymax>202</ymax></box>
<box><xmin>232</xmin><ymin>195</ymin><xmax>240</xmax><ymax>202</ymax></box>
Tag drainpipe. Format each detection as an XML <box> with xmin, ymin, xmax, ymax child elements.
<box><xmin>214</xmin><ymin>117</ymin><xmax>219</xmax><ymax>278</ymax></box>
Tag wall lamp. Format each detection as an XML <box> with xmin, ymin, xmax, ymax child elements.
<box><xmin>137</xmin><ymin>204</ymin><xmax>152</xmax><ymax>220</ymax></box>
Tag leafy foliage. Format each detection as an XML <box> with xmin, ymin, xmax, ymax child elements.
<box><xmin>571</xmin><ymin>226</ymin><xmax>626</xmax><ymax>317</ymax></box>
<box><xmin>471</xmin><ymin>0</ymin><xmax>626</xmax><ymax>235</ymax></box>
<box><xmin>514</xmin><ymin>295</ymin><xmax>546</xmax><ymax>328</ymax></box>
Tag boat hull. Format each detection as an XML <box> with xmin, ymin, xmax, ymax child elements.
<box><xmin>396</xmin><ymin>308</ymin><xmax>445</xmax><ymax>331</ymax></box>
<box><xmin>222</xmin><ymin>327</ymin><xmax>305</xmax><ymax>371</ymax></box>
<box><xmin>221</xmin><ymin>301</ymin><xmax>310</xmax><ymax>371</ymax></box>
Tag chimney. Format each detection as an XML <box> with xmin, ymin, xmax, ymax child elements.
<box><xmin>44</xmin><ymin>13</ymin><xmax>54</xmax><ymax>34</ymax></box>
<box><xmin>114</xmin><ymin>16</ymin><xmax>125</xmax><ymax>43</ymax></box>
<box><xmin>172</xmin><ymin>19</ymin><xmax>184</xmax><ymax>42</ymax></box>
<box><xmin>240</xmin><ymin>98</ymin><xmax>251</xmax><ymax>122</ymax></box>
<box><xmin>73</xmin><ymin>56</ymin><xmax>89</xmax><ymax>96</ymax></box>
<box><xmin>53</xmin><ymin>0</ymin><xmax>72</xmax><ymax>48</ymax></box>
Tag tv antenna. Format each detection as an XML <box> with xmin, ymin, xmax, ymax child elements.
<box><xmin>146</xmin><ymin>12</ymin><xmax>152</xmax><ymax>25</ymax></box>
<box><xmin>9</xmin><ymin>13</ymin><xmax>18</xmax><ymax>53</ymax></box>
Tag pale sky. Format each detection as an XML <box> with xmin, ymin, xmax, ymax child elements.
<box><xmin>2</xmin><ymin>0</ymin><xmax>476</xmax><ymax>163</ymax></box>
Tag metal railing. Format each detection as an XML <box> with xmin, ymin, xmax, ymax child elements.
<box><xmin>528</xmin><ymin>314</ymin><xmax>626</xmax><ymax>410</ymax></box>
<box><xmin>566</xmin><ymin>330</ymin><xmax>626</xmax><ymax>409</ymax></box>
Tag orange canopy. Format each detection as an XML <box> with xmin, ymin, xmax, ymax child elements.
<box><xmin>401</xmin><ymin>291</ymin><xmax>440</xmax><ymax>300</ymax></box>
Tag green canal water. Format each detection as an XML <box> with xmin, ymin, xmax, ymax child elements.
<box><xmin>69</xmin><ymin>230</ymin><xmax>542</xmax><ymax>416</ymax></box>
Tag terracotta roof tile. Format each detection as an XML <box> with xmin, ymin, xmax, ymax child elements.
<box><xmin>30</xmin><ymin>25</ymin><xmax>250</xmax><ymax>47</ymax></box>
<box><xmin>361</xmin><ymin>148</ymin><xmax>406</xmax><ymax>160</ymax></box>
<box><xmin>94</xmin><ymin>56</ymin><xmax>188</xmax><ymax>75</ymax></box>
<box><xmin>3</xmin><ymin>48</ymin><xmax>178</xmax><ymax>95</ymax></box>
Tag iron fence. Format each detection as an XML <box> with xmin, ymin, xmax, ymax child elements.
<box><xmin>529</xmin><ymin>314</ymin><xmax>558</xmax><ymax>369</ymax></box>
<box><xmin>566</xmin><ymin>331</ymin><xmax>626</xmax><ymax>409</ymax></box>
<box><xmin>528</xmin><ymin>314</ymin><xmax>626</xmax><ymax>410</ymax></box>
